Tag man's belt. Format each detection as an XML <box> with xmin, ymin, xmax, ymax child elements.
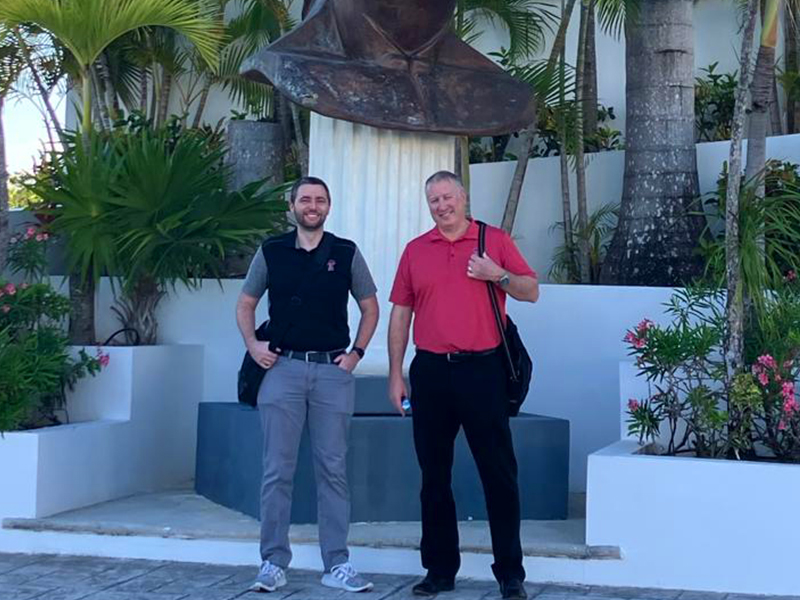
<box><xmin>416</xmin><ymin>347</ymin><xmax>500</xmax><ymax>363</ymax></box>
<box><xmin>282</xmin><ymin>349</ymin><xmax>347</xmax><ymax>364</ymax></box>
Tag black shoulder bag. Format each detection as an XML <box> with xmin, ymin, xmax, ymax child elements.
<box><xmin>237</xmin><ymin>233</ymin><xmax>335</xmax><ymax>407</ymax></box>
<box><xmin>477</xmin><ymin>221</ymin><xmax>533</xmax><ymax>417</ymax></box>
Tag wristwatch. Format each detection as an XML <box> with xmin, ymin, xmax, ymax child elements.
<box><xmin>497</xmin><ymin>271</ymin><xmax>511</xmax><ymax>289</ymax></box>
<box><xmin>351</xmin><ymin>346</ymin><xmax>365</xmax><ymax>359</ymax></box>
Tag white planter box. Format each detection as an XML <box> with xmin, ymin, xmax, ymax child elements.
<box><xmin>586</xmin><ymin>439</ymin><xmax>800</xmax><ymax>594</ymax></box>
<box><xmin>0</xmin><ymin>345</ymin><xmax>203</xmax><ymax>520</ymax></box>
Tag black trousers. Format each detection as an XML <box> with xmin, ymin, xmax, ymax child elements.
<box><xmin>409</xmin><ymin>350</ymin><xmax>525</xmax><ymax>583</ymax></box>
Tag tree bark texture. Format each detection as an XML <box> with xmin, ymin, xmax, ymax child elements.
<box><xmin>725</xmin><ymin>0</ymin><xmax>760</xmax><ymax>381</ymax></box>
<box><xmin>68</xmin><ymin>276</ymin><xmax>96</xmax><ymax>345</ymax></box>
<box><xmin>601</xmin><ymin>0</ymin><xmax>705</xmax><ymax>286</ymax></box>
<box><xmin>501</xmin><ymin>130</ymin><xmax>534</xmax><ymax>233</ymax></box>
<box><xmin>0</xmin><ymin>96</ymin><xmax>9</xmax><ymax>274</ymax></box>
<box><xmin>157</xmin><ymin>67</ymin><xmax>173</xmax><ymax>127</ymax></box>
<box><xmin>582</xmin><ymin>2</ymin><xmax>599</xmax><ymax>138</ymax></box>
<box><xmin>192</xmin><ymin>78</ymin><xmax>212</xmax><ymax>129</ymax></box>
<box><xmin>290</xmin><ymin>102</ymin><xmax>309</xmax><ymax>176</ymax></box>
<box><xmin>574</xmin><ymin>0</ymin><xmax>595</xmax><ymax>282</ymax></box>
<box><xmin>745</xmin><ymin>44</ymin><xmax>776</xmax><ymax>196</ymax></box>
<box><xmin>788</xmin><ymin>0</ymin><xmax>800</xmax><ymax>133</ymax></box>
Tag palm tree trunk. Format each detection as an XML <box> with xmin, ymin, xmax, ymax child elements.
<box><xmin>291</xmin><ymin>102</ymin><xmax>309</xmax><ymax>176</ymax></box>
<box><xmin>558</xmin><ymin>7</ymin><xmax>574</xmax><ymax>281</ymax></box>
<box><xmin>745</xmin><ymin>0</ymin><xmax>780</xmax><ymax>198</ymax></box>
<box><xmin>68</xmin><ymin>275</ymin><xmax>96</xmax><ymax>345</ymax></box>
<box><xmin>582</xmin><ymin>2</ymin><xmax>599</xmax><ymax>139</ymax></box>
<box><xmin>499</xmin><ymin>0</ymin><xmax>578</xmax><ymax>234</ymax></box>
<box><xmin>788</xmin><ymin>0</ymin><xmax>800</xmax><ymax>133</ymax></box>
<box><xmin>157</xmin><ymin>68</ymin><xmax>173</xmax><ymax>127</ymax></box>
<box><xmin>0</xmin><ymin>96</ymin><xmax>9</xmax><ymax>274</ymax></box>
<box><xmin>91</xmin><ymin>65</ymin><xmax>111</xmax><ymax>131</ymax></box>
<box><xmin>725</xmin><ymin>0</ymin><xmax>760</xmax><ymax>382</ymax></box>
<box><xmin>601</xmin><ymin>0</ymin><xmax>705</xmax><ymax>286</ymax></box>
<box><xmin>501</xmin><ymin>131</ymin><xmax>532</xmax><ymax>232</ymax></box>
<box><xmin>139</xmin><ymin>67</ymin><xmax>149</xmax><ymax>114</ymax></box>
<box><xmin>14</xmin><ymin>29</ymin><xmax>65</xmax><ymax>142</ymax></box>
<box><xmin>81</xmin><ymin>68</ymin><xmax>92</xmax><ymax>134</ymax></box>
<box><xmin>192</xmin><ymin>77</ymin><xmax>212</xmax><ymax>129</ymax></box>
<box><xmin>456</xmin><ymin>137</ymin><xmax>471</xmax><ymax>214</ymax></box>
<box><xmin>574</xmin><ymin>0</ymin><xmax>595</xmax><ymax>283</ymax></box>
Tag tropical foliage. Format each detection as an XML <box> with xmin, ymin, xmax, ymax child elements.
<box><xmin>27</xmin><ymin>119</ymin><xmax>288</xmax><ymax>344</ymax></box>
<box><xmin>0</xmin><ymin>224</ymin><xmax>106</xmax><ymax>432</ymax></box>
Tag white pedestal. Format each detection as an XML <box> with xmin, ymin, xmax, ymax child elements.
<box><xmin>309</xmin><ymin>114</ymin><xmax>455</xmax><ymax>373</ymax></box>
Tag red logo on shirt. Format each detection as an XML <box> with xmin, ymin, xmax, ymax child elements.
<box><xmin>327</xmin><ymin>259</ymin><xmax>336</xmax><ymax>272</ymax></box>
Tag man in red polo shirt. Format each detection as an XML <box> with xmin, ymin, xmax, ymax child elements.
<box><xmin>388</xmin><ymin>170</ymin><xmax>539</xmax><ymax>600</ymax></box>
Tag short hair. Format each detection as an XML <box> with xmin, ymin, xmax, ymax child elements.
<box><xmin>425</xmin><ymin>170</ymin><xmax>465</xmax><ymax>194</ymax></box>
<box><xmin>290</xmin><ymin>176</ymin><xmax>331</xmax><ymax>203</ymax></box>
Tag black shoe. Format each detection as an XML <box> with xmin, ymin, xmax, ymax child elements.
<box><xmin>412</xmin><ymin>574</ymin><xmax>456</xmax><ymax>596</ymax></box>
<box><xmin>500</xmin><ymin>578</ymin><xmax>527</xmax><ymax>599</ymax></box>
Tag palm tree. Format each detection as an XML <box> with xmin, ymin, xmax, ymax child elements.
<box><xmin>0</xmin><ymin>0</ymin><xmax>223</xmax><ymax>133</ymax></box>
<box><xmin>601</xmin><ymin>0</ymin><xmax>705</xmax><ymax>285</ymax></box>
<box><xmin>0</xmin><ymin>0</ymin><xmax>223</xmax><ymax>344</ymax></box>
<box><xmin>724</xmin><ymin>0</ymin><xmax>759</xmax><ymax>382</ymax></box>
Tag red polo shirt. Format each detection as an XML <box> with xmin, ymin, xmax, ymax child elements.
<box><xmin>389</xmin><ymin>220</ymin><xmax>536</xmax><ymax>353</ymax></box>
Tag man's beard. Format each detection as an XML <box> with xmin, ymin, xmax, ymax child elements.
<box><xmin>294</xmin><ymin>209</ymin><xmax>327</xmax><ymax>231</ymax></box>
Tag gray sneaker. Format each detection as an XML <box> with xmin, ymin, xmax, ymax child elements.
<box><xmin>251</xmin><ymin>560</ymin><xmax>287</xmax><ymax>592</ymax></box>
<box><xmin>321</xmin><ymin>562</ymin><xmax>374</xmax><ymax>592</ymax></box>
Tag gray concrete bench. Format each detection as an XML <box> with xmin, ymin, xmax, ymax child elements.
<box><xmin>195</xmin><ymin>377</ymin><xmax>569</xmax><ymax>523</ymax></box>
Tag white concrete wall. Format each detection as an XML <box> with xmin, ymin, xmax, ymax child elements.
<box><xmin>586</xmin><ymin>439</ymin><xmax>800</xmax><ymax>595</ymax></box>
<box><xmin>0</xmin><ymin>346</ymin><xmax>204</xmax><ymax>520</ymax></box>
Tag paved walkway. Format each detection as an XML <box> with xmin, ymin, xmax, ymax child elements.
<box><xmin>0</xmin><ymin>552</ymin><xmax>777</xmax><ymax>600</ymax></box>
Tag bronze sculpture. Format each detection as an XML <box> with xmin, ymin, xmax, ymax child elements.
<box><xmin>242</xmin><ymin>0</ymin><xmax>535</xmax><ymax>135</ymax></box>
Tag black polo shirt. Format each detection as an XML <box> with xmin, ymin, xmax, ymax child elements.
<box><xmin>242</xmin><ymin>229</ymin><xmax>376</xmax><ymax>352</ymax></box>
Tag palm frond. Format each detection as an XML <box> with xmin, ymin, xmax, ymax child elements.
<box><xmin>460</xmin><ymin>0</ymin><xmax>559</xmax><ymax>60</ymax></box>
<box><xmin>0</xmin><ymin>0</ymin><xmax>223</xmax><ymax>70</ymax></box>
<box><xmin>595</xmin><ymin>0</ymin><xmax>640</xmax><ymax>39</ymax></box>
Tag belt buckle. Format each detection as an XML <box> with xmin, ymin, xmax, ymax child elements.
<box><xmin>304</xmin><ymin>352</ymin><xmax>311</xmax><ymax>363</ymax></box>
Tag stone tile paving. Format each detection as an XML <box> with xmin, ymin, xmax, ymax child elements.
<box><xmin>0</xmin><ymin>553</ymin><xmax>794</xmax><ymax>600</ymax></box>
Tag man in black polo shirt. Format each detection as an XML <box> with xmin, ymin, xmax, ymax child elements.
<box><xmin>236</xmin><ymin>176</ymin><xmax>379</xmax><ymax>593</ymax></box>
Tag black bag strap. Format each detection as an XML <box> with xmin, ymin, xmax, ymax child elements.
<box><xmin>477</xmin><ymin>221</ymin><xmax>518</xmax><ymax>382</ymax></box>
<box><xmin>263</xmin><ymin>230</ymin><xmax>336</xmax><ymax>350</ymax></box>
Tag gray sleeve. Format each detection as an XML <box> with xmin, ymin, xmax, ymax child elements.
<box><xmin>350</xmin><ymin>246</ymin><xmax>377</xmax><ymax>301</ymax></box>
<box><xmin>241</xmin><ymin>249</ymin><xmax>269</xmax><ymax>298</ymax></box>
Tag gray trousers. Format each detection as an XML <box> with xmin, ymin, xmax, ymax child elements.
<box><xmin>257</xmin><ymin>356</ymin><xmax>355</xmax><ymax>571</ymax></box>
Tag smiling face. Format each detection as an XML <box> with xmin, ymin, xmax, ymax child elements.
<box><xmin>291</xmin><ymin>183</ymin><xmax>331</xmax><ymax>231</ymax></box>
<box><xmin>425</xmin><ymin>178</ymin><xmax>468</xmax><ymax>231</ymax></box>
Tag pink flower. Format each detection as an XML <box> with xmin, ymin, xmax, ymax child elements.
<box><xmin>778</xmin><ymin>419</ymin><xmax>787</xmax><ymax>431</ymax></box>
<box><xmin>783</xmin><ymin>397</ymin><xmax>799</xmax><ymax>416</ymax></box>
<box><xmin>0</xmin><ymin>305</ymin><xmax>9</xmax><ymax>314</ymax></box>
<box><xmin>758</xmin><ymin>372</ymin><xmax>769</xmax><ymax>387</ymax></box>
<box><xmin>782</xmin><ymin>381</ymin><xmax>795</xmax><ymax>401</ymax></box>
<box><xmin>35</xmin><ymin>233</ymin><xmax>44</xmax><ymax>242</ymax></box>
<box><xmin>787</xmin><ymin>270</ymin><xmax>798</xmax><ymax>282</ymax></box>
<box><xmin>757</xmin><ymin>354</ymin><xmax>778</xmax><ymax>370</ymax></box>
<box><xmin>25</xmin><ymin>226</ymin><xmax>36</xmax><ymax>239</ymax></box>
<box><xmin>628</xmin><ymin>399</ymin><xmax>640</xmax><ymax>412</ymax></box>
<box><xmin>636</xmin><ymin>319</ymin><xmax>654</xmax><ymax>335</ymax></box>
<box><xmin>96</xmin><ymin>348</ymin><xmax>110</xmax><ymax>368</ymax></box>
<box><xmin>4</xmin><ymin>283</ymin><xmax>16</xmax><ymax>296</ymax></box>
<box><xmin>42</xmin><ymin>233</ymin><xmax>49</xmax><ymax>241</ymax></box>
